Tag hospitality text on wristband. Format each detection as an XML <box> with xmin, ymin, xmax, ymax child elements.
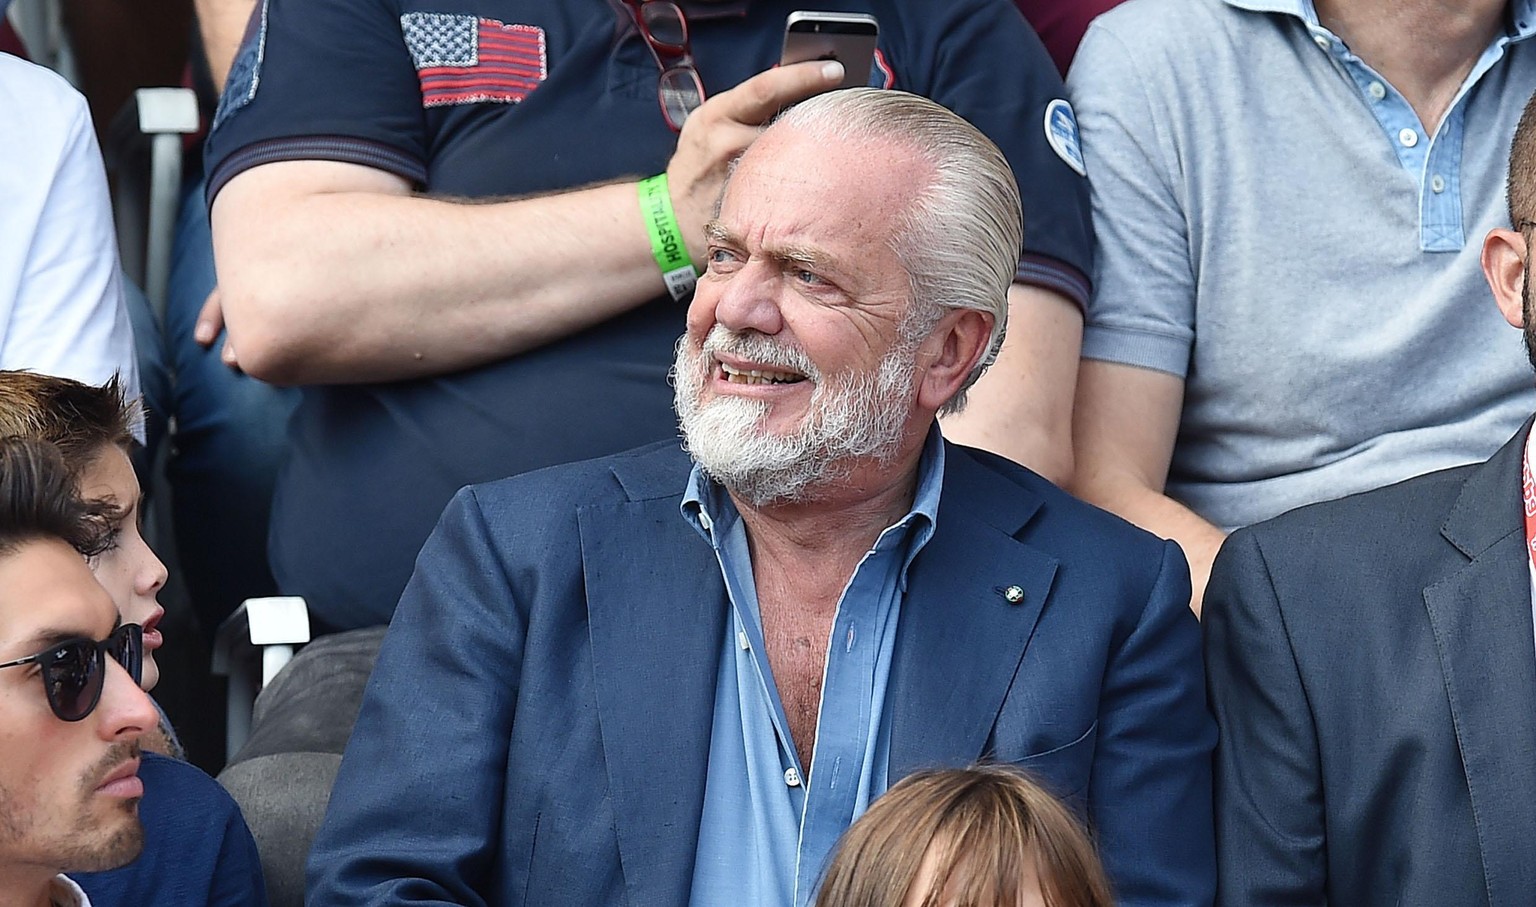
<box><xmin>638</xmin><ymin>173</ymin><xmax>698</xmax><ymax>301</ymax></box>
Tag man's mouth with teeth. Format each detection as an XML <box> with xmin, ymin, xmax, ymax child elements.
<box><xmin>719</xmin><ymin>361</ymin><xmax>807</xmax><ymax>385</ymax></box>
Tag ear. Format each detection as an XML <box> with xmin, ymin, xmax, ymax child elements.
<box><xmin>1482</xmin><ymin>227</ymin><xmax>1529</xmax><ymax>329</ymax></box>
<box><xmin>915</xmin><ymin>308</ymin><xmax>993</xmax><ymax>412</ymax></box>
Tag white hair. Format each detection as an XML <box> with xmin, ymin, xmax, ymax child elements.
<box><xmin>672</xmin><ymin>325</ymin><xmax>922</xmax><ymax>505</ymax></box>
<box><xmin>771</xmin><ymin>88</ymin><xmax>1023</xmax><ymax>414</ymax></box>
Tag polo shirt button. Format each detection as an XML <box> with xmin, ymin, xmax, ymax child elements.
<box><xmin>1398</xmin><ymin>128</ymin><xmax>1419</xmax><ymax>148</ymax></box>
<box><xmin>1431</xmin><ymin>174</ymin><xmax>1446</xmax><ymax>193</ymax></box>
<box><xmin>1368</xmin><ymin>81</ymin><xmax>1386</xmax><ymax>100</ymax></box>
<box><xmin>1313</xmin><ymin>33</ymin><xmax>1331</xmax><ymax>49</ymax></box>
<box><xmin>784</xmin><ymin>768</ymin><xmax>802</xmax><ymax>787</ymax></box>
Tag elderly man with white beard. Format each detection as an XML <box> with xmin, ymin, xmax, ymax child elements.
<box><xmin>306</xmin><ymin>88</ymin><xmax>1216</xmax><ymax>907</ymax></box>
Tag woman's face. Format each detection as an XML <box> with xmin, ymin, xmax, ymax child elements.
<box><xmin>78</xmin><ymin>445</ymin><xmax>168</xmax><ymax>690</ymax></box>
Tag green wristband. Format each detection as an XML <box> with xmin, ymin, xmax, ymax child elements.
<box><xmin>638</xmin><ymin>173</ymin><xmax>698</xmax><ymax>301</ymax></box>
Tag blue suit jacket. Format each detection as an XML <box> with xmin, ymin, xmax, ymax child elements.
<box><xmin>307</xmin><ymin>440</ymin><xmax>1215</xmax><ymax>906</ymax></box>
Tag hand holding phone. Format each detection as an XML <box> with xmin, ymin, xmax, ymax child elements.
<box><xmin>780</xmin><ymin>11</ymin><xmax>879</xmax><ymax>91</ymax></box>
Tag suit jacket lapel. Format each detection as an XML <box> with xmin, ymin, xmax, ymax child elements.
<box><xmin>890</xmin><ymin>447</ymin><xmax>1059</xmax><ymax>776</ymax></box>
<box><xmin>1425</xmin><ymin>421</ymin><xmax>1536</xmax><ymax>904</ymax></box>
<box><xmin>581</xmin><ymin>447</ymin><xmax>726</xmax><ymax>907</ymax></box>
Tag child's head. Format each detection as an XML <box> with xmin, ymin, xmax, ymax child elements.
<box><xmin>0</xmin><ymin>371</ymin><xmax>167</xmax><ymax>690</ymax></box>
<box><xmin>816</xmin><ymin>764</ymin><xmax>1114</xmax><ymax>907</ymax></box>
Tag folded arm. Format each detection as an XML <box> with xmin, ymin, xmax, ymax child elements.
<box><xmin>210</xmin><ymin>61</ymin><xmax>845</xmax><ymax>386</ymax></box>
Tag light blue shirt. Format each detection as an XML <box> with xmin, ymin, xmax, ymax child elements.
<box><xmin>1278</xmin><ymin>0</ymin><xmax>1536</xmax><ymax>251</ymax></box>
<box><xmin>1073</xmin><ymin>0</ymin><xmax>1536</xmax><ymax>532</ymax></box>
<box><xmin>683</xmin><ymin>430</ymin><xmax>944</xmax><ymax>907</ymax></box>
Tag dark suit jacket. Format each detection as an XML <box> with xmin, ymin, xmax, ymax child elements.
<box><xmin>308</xmin><ymin>440</ymin><xmax>1215</xmax><ymax>906</ymax></box>
<box><xmin>1206</xmin><ymin>420</ymin><xmax>1536</xmax><ymax>907</ymax></box>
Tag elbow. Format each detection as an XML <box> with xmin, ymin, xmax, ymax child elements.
<box><xmin>1065</xmin><ymin>460</ymin><xmax>1114</xmax><ymax>510</ymax></box>
<box><xmin>218</xmin><ymin>279</ymin><xmax>325</xmax><ymax>385</ymax></box>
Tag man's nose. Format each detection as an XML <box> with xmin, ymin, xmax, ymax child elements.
<box><xmin>712</xmin><ymin>262</ymin><xmax>785</xmax><ymax>336</ymax></box>
<box><xmin>96</xmin><ymin>656</ymin><xmax>159</xmax><ymax>742</ymax></box>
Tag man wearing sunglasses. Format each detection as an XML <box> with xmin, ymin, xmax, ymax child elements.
<box><xmin>0</xmin><ymin>437</ymin><xmax>268</xmax><ymax>907</ymax></box>
<box><xmin>0</xmin><ymin>438</ymin><xmax>158</xmax><ymax>907</ymax></box>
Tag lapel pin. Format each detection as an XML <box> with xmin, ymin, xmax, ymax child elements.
<box><xmin>1002</xmin><ymin>585</ymin><xmax>1025</xmax><ymax>605</ymax></box>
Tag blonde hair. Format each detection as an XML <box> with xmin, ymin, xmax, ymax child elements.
<box><xmin>815</xmin><ymin>765</ymin><xmax>1114</xmax><ymax>907</ymax></box>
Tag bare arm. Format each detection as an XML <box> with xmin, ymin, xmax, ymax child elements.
<box><xmin>210</xmin><ymin>61</ymin><xmax>845</xmax><ymax>386</ymax></box>
<box><xmin>194</xmin><ymin>0</ymin><xmax>254</xmax><ymax>91</ymax></box>
<box><xmin>940</xmin><ymin>283</ymin><xmax>1081</xmax><ymax>486</ymax></box>
<box><xmin>1070</xmin><ymin>359</ymin><xmax>1225</xmax><ymax>616</ymax></box>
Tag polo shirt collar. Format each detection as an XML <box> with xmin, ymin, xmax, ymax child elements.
<box><xmin>1221</xmin><ymin>0</ymin><xmax>1536</xmax><ymax>40</ymax></box>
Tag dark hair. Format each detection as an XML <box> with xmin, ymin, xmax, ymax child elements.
<box><xmin>0</xmin><ymin>370</ymin><xmax>138</xmax><ymax>472</ymax></box>
<box><xmin>0</xmin><ymin>437</ymin><xmax>112</xmax><ymax>558</ymax></box>
<box><xmin>1508</xmin><ymin>90</ymin><xmax>1536</xmax><ymax>226</ymax></box>
<box><xmin>815</xmin><ymin>764</ymin><xmax>1114</xmax><ymax>907</ymax></box>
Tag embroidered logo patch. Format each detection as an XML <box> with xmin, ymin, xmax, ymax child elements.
<box><xmin>1043</xmin><ymin>98</ymin><xmax>1086</xmax><ymax>177</ymax></box>
<box><xmin>211</xmin><ymin>0</ymin><xmax>269</xmax><ymax>131</ymax></box>
<box><xmin>400</xmin><ymin>13</ymin><xmax>547</xmax><ymax>107</ymax></box>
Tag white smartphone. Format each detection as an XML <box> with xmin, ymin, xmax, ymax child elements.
<box><xmin>780</xmin><ymin>11</ymin><xmax>879</xmax><ymax>90</ymax></box>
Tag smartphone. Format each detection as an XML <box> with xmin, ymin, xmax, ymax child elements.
<box><xmin>780</xmin><ymin>11</ymin><xmax>879</xmax><ymax>90</ymax></box>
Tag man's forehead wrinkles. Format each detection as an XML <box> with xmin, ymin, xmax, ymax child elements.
<box><xmin>709</xmin><ymin>215</ymin><xmax>843</xmax><ymax>268</ymax></box>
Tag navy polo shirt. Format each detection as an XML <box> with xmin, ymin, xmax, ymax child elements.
<box><xmin>205</xmin><ymin>0</ymin><xmax>1092</xmax><ymax>630</ymax></box>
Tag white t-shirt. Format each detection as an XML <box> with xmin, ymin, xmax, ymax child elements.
<box><xmin>0</xmin><ymin>52</ymin><xmax>141</xmax><ymax>425</ymax></box>
<box><xmin>50</xmin><ymin>875</ymin><xmax>91</xmax><ymax>907</ymax></box>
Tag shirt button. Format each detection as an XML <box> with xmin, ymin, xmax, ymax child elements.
<box><xmin>1313</xmin><ymin>33</ymin><xmax>1331</xmax><ymax>50</ymax></box>
<box><xmin>1431</xmin><ymin>174</ymin><xmax>1446</xmax><ymax>193</ymax></box>
<box><xmin>1368</xmin><ymin>81</ymin><xmax>1386</xmax><ymax>100</ymax></box>
<box><xmin>1398</xmin><ymin>128</ymin><xmax>1419</xmax><ymax>148</ymax></box>
<box><xmin>784</xmin><ymin>768</ymin><xmax>802</xmax><ymax>788</ymax></box>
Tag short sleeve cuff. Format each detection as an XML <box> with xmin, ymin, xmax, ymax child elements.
<box><xmin>1081</xmin><ymin>322</ymin><xmax>1190</xmax><ymax>378</ymax></box>
<box><xmin>206</xmin><ymin>136</ymin><xmax>428</xmax><ymax>205</ymax></box>
<box><xmin>1015</xmin><ymin>253</ymin><xmax>1091</xmax><ymax>311</ymax></box>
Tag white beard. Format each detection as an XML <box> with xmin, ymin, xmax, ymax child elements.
<box><xmin>672</xmin><ymin>324</ymin><xmax>920</xmax><ymax>505</ymax></box>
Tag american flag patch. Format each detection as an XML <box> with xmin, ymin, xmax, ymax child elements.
<box><xmin>401</xmin><ymin>13</ymin><xmax>547</xmax><ymax>108</ymax></box>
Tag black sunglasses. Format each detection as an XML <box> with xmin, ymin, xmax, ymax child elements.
<box><xmin>623</xmin><ymin>0</ymin><xmax>706</xmax><ymax>132</ymax></box>
<box><xmin>0</xmin><ymin>623</ymin><xmax>143</xmax><ymax>722</ymax></box>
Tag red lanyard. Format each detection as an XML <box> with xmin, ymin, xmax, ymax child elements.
<box><xmin>1523</xmin><ymin>434</ymin><xmax>1536</xmax><ymax>572</ymax></box>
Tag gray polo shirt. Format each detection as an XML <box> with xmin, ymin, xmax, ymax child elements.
<box><xmin>1070</xmin><ymin>0</ymin><xmax>1536</xmax><ymax>530</ymax></box>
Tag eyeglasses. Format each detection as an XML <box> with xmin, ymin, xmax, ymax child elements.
<box><xmin>623</xmin><ymin>0</ymin><xmax>705</xmax><ymax>132</ymax></box>
<box><xmin>0</xmin><ymin>623</ymin><xmax>143</xmax><ymax>722</ymax></box>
